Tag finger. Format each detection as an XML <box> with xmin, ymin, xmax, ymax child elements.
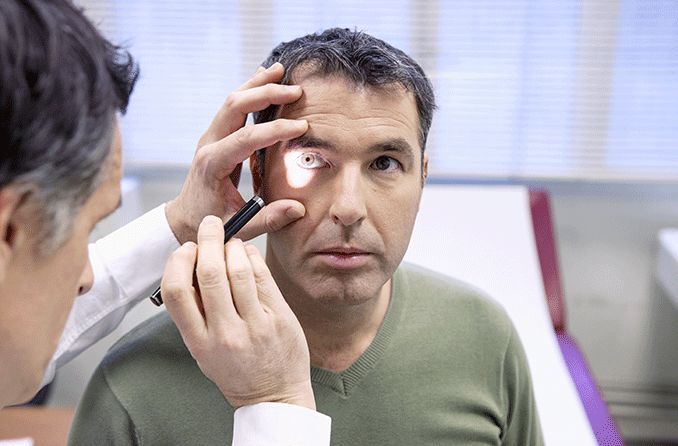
<box><xmin>199</xmin><ymin>119</ymin><xmax>308</xmax><ymax>184</ymax></box>
<box><xmin>236</xmin><ymin>199</ymin><xmax>305</xmax><ymax>241</ymax></box>
<box><xmin>244</xmin><ymin>243</ymin><xmax>291</xmax><ymax>313</ymax></box>
<box><xmin>206</xmin><ymin>84</ymin><xmax>303</xmax><ymax>143</ymax></box>
<box><xmin>201</xmin><ymin>63</ymin><xmax>289</xmax><ymax>144</ymax></box>
<box><xmin>162</xmin><ymin>242</ymin><xmax>206</xmax><ymax>340</ymax></box>
<box><xmin>195</xmin><ymin>216</ymin><xmax>238</xmax><ymax>326</ymax></box>
<box><xmin>230</xmin><ymin>83</ymin><xmax>303</xmax><ymax>116</ymax></box>
<box><xmin>237</xmin><ymin>62</ymin><xmax>285</xmax><ymax>91</ymax></box>
<box><xmin>203</xmin><ymin>119</ymin><xmax>308</xmax><ymax>181</ymax></box>
<box><xmin>225</xmin><ymin>239</ymin><xmax>265</xmax><ymax>321</ymax></box>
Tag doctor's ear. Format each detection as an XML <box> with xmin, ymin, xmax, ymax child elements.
<box><xmin>0</xmin><ymin>187</ymin><xmax>31</xmax><ymax>282</ymax></box>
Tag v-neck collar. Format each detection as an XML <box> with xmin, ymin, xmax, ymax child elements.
<box><xmin>310</xmin><ymin>267</ymin><xmax>408</xmax><ymax>397</ymax></box>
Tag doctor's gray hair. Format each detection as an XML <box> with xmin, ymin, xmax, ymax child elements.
<box><xmin>0</xmin><ymin>0</ymin><xmax>138</xmax><ymax>254</ymax></box>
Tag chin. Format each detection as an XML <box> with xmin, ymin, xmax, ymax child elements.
<box><xmin>5</xmin><ymin>372</ymin><xmax>42</xmax><ymax>406</ymax></box>
<box><xmin>308</xmin><ymin>280</ymin><xmax>382</xmax><ymax>306</ymax></box>
<box><xmin>14</xmin><ymin>350</ymin><xmax>52</xmax><ymax>405</ymax></box>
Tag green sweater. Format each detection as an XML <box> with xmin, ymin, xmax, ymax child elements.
<box><xmin>69</xmin><ymin>263</ymin><xmax>543</xmax><ymax>445</ymax></box>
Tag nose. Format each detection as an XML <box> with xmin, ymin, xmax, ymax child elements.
<box><xmin>77</xmin><ymin>260</ymin><xmax>94</xmax><ymax>296</ymax></box>
<box><xmin>329</xmin><ymin>167</ymin><xmax>367</xmax><ymax>227</ymax></box>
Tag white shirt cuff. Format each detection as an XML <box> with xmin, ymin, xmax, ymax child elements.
<box><xmin>232</xmin><ymin>403</ymin><xmax>331</xmax><ymax>446</ymax></box>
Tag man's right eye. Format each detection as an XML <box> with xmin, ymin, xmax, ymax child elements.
<box><xmin>295</xmin><ymin>152</ymin><xmax>327</xmax><ymax>169</ymax></box>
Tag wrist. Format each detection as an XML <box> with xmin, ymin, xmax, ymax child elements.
<box><xmin>164</xmin><ymin>199</ymin><xmax>196</xmax><ymax>244</ymax></box>
<box><xmin>222</xmin><ymin>382</ymin><xmax>317</xmax><ymax>411</ymax></box>
<box><xmin>279</xmin><ymin>383</ymin><xmax>316</xmax><ymax>411</ymax></box>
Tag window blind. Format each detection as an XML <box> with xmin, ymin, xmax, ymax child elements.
<box><xmin>80</xmin><ymin>0</ymin><xmax>678</xmax><ymax>181</ymax></box>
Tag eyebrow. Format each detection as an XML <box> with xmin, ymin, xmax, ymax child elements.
<box><xmin>285</xmin><ymin>135</ymin><xmax>336</xmax><ymax>152</ymax></box>
<box><xmin>285</xmin><ymin>135</ymin><xmax>416</xmax><ymax>162</ymax></box>
<box><xmin>368</xmin><ymin>138</ymin><xmax>416</xmax><ymax>162</ymax></box>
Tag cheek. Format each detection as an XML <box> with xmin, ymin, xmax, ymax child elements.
<box><xmin>265</xmin><ymin>191</ymin><xmax>329</xmax><ymax>259</ymax></box>
<box><xmin>55</xmin><ymin>231</ymin><xmax>91</xmax><ymax>294</ymax></box>
<box><xmin>263</xmin><ymin>165</ymin><xmax>322</xmax><ymax>214</ymax></box>
<box><xmin>281</xmin><ymin>152</ymin><xmax>322</xmax><ymax>189</ymax></box>
<box><xmin>269</xmin><ymin>204</ymin><xmax>319</xmax><ymax>249</ymax></box>
<box><xmin>262</xmin><ymin>158</ymin><xmax>295</xmax><ymax>201</ymax></box>
<box><xmin>376</xmin><ymin>187</ymin><xmax>422</xmax><ymax>238</ymax></box>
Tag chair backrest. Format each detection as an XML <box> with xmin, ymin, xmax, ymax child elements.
<box><xmin>529</xmin><ymin>190</ymin><xmax>566</xmax><ymax>332</ymax></box>
<box><xmin>403</xmin><ymin>184</ymin><xmax>596</xmax><ymax>446</ymax></box>
<box><xmin>529</xmin><ymin>190</ymin><xmax>624</xmax><ymax>445</ymax></box>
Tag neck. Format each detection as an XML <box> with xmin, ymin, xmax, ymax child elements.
<box><xmin>283</xmin><ymin>277</ymin><xmax>392</xmax><ymax>373</ymax></box>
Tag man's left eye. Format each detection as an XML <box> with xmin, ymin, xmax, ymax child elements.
<box><xmin>371</xmin><ymin>156</ymin><xmax>401</xmax><ymax>172</ymax></box>
<box><xmin>296</xmin><ymin>152</ymin><xmax>327</xmax><ymax>169</ymax></box>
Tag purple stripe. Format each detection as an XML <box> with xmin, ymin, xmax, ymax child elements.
<box><xmin>557</xmin><ymin>332</ymin><xmax>625</xmax><ymax>446</ymax></box>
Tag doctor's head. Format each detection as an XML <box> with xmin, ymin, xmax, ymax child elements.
<box><xmin>0</xmin><ymin>0</ymin><xmax>137</xmax><ymax>406</ymax></box>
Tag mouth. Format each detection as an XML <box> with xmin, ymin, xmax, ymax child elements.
<box><xmin>312</xmin><ymin>247</ymin><xmax>372</xmax><ymax>269</ymax></box>
<box><xmin>317</xmin><ymin>246</ymin><xmax>370</xmax><ymax>255</ymax></box>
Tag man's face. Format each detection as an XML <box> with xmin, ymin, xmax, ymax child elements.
<box><xmin>257</xmin><ymin>75</ymin><xmax>427</xmax><ymax>307</ymax></box>
<box><xmin>0</xmin><ymin>123</ymin><xmax>122</xmax><ymax>406</ymax></box>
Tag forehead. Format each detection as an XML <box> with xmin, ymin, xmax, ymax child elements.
<box><xmin>278</xmin><ymin>75</ymin><xmax>420</xmax><ymax>150</ymax></box>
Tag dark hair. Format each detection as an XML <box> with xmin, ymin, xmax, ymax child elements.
<box><xmin>253</xmin><ymin>28</ymin><xmax>436</xmax><ymax>174</ymax></box>
<box><xmin>0</xmin><ymin>0</ymin><xmax>138</xmax><ymax>252</ymax></box>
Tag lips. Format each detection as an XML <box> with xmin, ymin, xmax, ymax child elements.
<box><xmin>316</xmin><ymin>246</ymin><xmax>370</xmax><ymax>255</ymax></box>
<box><xmin>312</xmin><ymin>246</ymin><xmax>372</xmax><ymax>269</ymax></box>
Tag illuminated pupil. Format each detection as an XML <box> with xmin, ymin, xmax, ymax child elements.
<box><xmin>297</xmin><ymin>153</ymin><xmax>317</xmax><ymax>167</ymax></box>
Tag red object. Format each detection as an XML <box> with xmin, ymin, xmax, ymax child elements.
<box><xmin>528</xmin><ymin>189</ymin><xmax>624</xmax><ymax>446</ymax></box>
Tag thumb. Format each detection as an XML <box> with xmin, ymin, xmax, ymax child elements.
<box><xmin>234</xmin><ymin>199</ymin><xmax>305</xmax><ymax>241</ymax></box>
<box><xmin>244</xmin><ymin>243</ymin><xmax>299</xmax><ymax>317</ymax></box>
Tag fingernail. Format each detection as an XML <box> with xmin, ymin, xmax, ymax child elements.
<box><xmin>267</xmin><ymin>62</ymin><xmax>283</xmax><ymax>71</ymax></box>
<box><xmin>256</xmin><ymin>66</ymin><xmax>265</xmax><ymax>73</ymax></box>
<box><xmin>286</xmin><ymin>206</ymin><xmax>305</xmax><ymax>219</ymax></box>
<box><xmin>202</xmin><ymin>215</ymin><xmax>222</xmax><ymax>227</ymax></box>
<box><xmin>245</xmin><ymin>244</ymin><xmax>262</xmax><ymax>258</ymax></box>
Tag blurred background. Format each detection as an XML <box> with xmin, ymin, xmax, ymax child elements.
<box><xmin>47</xmin><ymin>1</ymin><xmax>678</xmax><ymax>444</ymax></box>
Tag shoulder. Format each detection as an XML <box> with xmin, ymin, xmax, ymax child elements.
<box><xmin>395</xmin><ymin>262</ymin><xmax>513</xmax><ymax>332</ymax></box>
<box><xmin>88</xmin><ymin>313</ymin><xmax>228</xmax><ymax>436</ymax></box>
<box><xmin>102</xmin><ymin>312</ymin><xmax>188</xmax><ymax>370</ymax></box>
<box><xmin>75</xmin><ymin>315</ymin><xmax>234</xmax><ymax>443</ymax></box>
<box><xmin>390</xmin><ymin>263</ymin><xmax>528</xmax><ymax>406</ymax></box>
<box><xmin>96</xmin><ymin>312</ymin><xmax>205</xmax><ymax>406</ymax></box>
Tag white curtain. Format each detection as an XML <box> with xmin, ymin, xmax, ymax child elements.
<box><xmin>81</xmin><ymin>0</ymin><xmax>678</xmax><ymax>181</ymax></box>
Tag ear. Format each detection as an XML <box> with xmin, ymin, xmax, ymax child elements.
<box><xmin>250</xmin><ymin>152</ymin><xmax>263</xmax><ymax>195</ymax></box>
<box><xmin>422</xmin><ymin>152</ymin><xmax>429</xmax><ymax>181</ymax></box>
<box><xmin>0</xmin><ymin>187</ymin><xmax>29</xmax><ymax>282</ymax></box>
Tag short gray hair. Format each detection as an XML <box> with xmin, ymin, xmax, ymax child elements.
<box><xmin>0</xmin><ymin>0</ymin><xmax>138</xmax><ymax>254</ymax></box>
<box><xmin>253</xmin><ymin>28</ymin><xmax>436</xmax><ymax>175</ymax></box>
<box><xmin>13</xmin><ymin>127</ymin><xmax>115</xmax><ymax>255</ymax></box>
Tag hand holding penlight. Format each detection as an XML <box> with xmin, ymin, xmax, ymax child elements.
<box><xmin>149</xmin><ymin>195</ymin><xmax>265</xmax><ymax>306</ymax></box>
